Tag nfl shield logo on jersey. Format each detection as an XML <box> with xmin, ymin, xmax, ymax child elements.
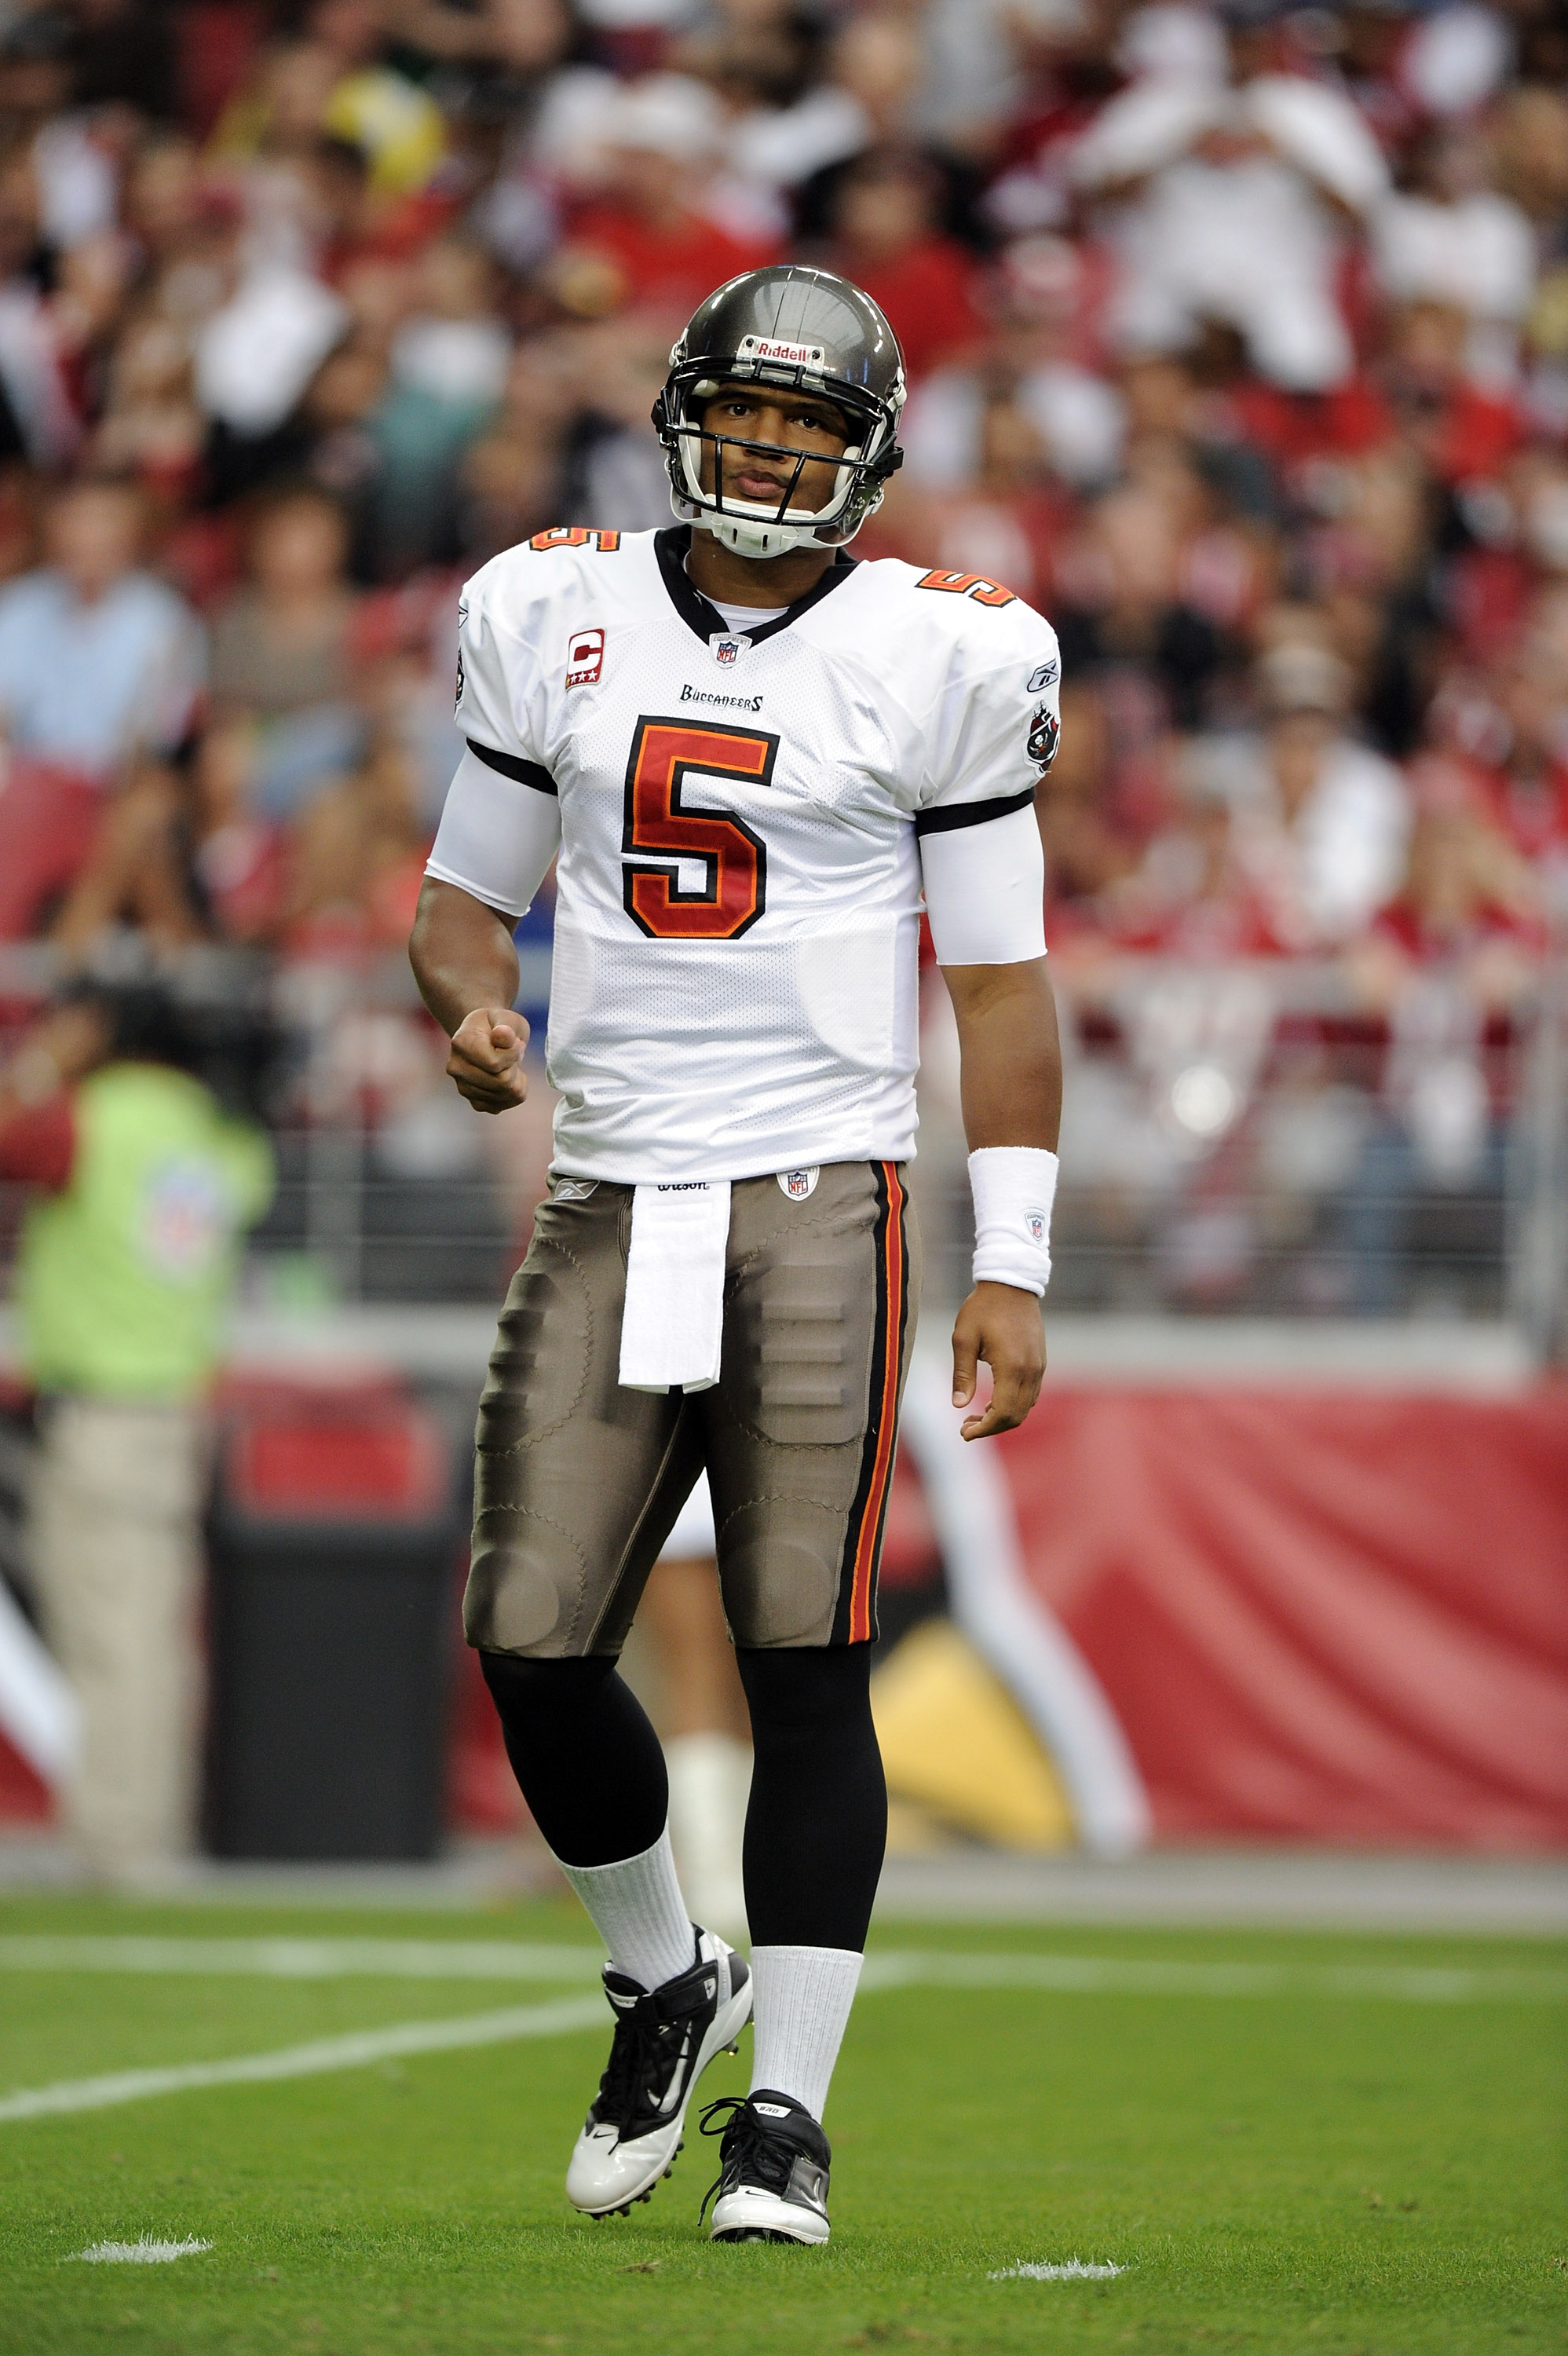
<box><xmin>711</xmin><ymin>635</ymin><xmax>746</xmax><ymax>666</ymax></box>
<box><xmin>566</xmin><ymin>628</ymin><xmax>605</xmax><ymax>688</ymax></box>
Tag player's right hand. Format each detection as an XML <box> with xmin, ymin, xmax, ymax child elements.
<box><xmin>447</xmin><ymin>1006</ymin><xmax>528</xmax><ymax>1114</ymax></box>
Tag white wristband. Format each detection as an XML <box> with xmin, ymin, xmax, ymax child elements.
<box><xmin>969</xmin><ymin>1147</ymin><xmax>1058</xmax><ymax>1296</ymax></box>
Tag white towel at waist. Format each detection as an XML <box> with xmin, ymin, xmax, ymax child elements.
<box><xmin>619</xmin><ymin>1180</ymin><xmax>732</xmax><ymax>1393</ymax></box>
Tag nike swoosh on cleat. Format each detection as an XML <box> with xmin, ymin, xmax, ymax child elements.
<box><xmin>655</xmin><ymin>2026</ymin><xmax>693</xmax><ymax>2113</ymax></box>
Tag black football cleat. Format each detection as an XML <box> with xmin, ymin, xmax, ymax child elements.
<box><xmin>700</xmin><ymin>2088</ymin><xmax>832</xmax><ymax>2245</ymax></box>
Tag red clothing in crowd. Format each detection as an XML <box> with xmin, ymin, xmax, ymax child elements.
<box><xmin>1422</xmin><ymin>385</ymin><xmax>1530</xmax><ymax>487</ymax></box>
<box><xmin>565</xmin><ymin>205</ymin><xmax>777</xmax><ymax>320</ymax></box>
<box><xmin>1478</xmin><ymin>762</ymin><xmax>1568</xmax><ymax>868</ymax></box>
<box><xmin>0</xmin><ymin>764</ymin><xmax>104</xmax><ymax>942</ymax></box>
<box><xmin>193</xmin><ymin>821</ymin><xmax>289</xmax><ymax>946</ymax></box>
<box><xmin>0</xmin><ymin>1094</ymin><xmax>75</xmax><ymax>1190</ymax></box>
<box><xmin>833</xmin><ymin>239</ymin><xmax>985</xmax><ymax>382</ymax></box>
<box><xmin>1107</xmin><ymin>882</ymin><xmax>1288</xmax><ymax>963</ymax></box>
<box><xmin>1370</xmin><ymin>891</ymin><xmax>1545</xmax><ymax>962</ymax></box>
<box><xmin>1444</xmin><ymin>545</ymin><xmax>1537</xmax><ymax>664</ymax></box>
<box><xmin>1226</xmin><ymin>378</ymin><xmax>1391</xmax><ymax>477</ymax></box>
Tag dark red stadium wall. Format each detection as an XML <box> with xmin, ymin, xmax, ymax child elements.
<box><xmin>998</xmin><ymin>1387</ymin><xmax>1568</xmax><ymax>1847</ymax></box>
<box><xmin>3</xmin><ymin>1385</ymin><xmax>1566</xmax><ymax>1847</ymax></box>
<box><xmin>0</xmin><ymin>1741</ymin><xmax>49</xmax><ymax>1825</ymax></box>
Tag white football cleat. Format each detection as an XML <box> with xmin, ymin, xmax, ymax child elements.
<box><xmin>565</xmin><ymin>1930</ymin><xmax>751</xmax><ymax>2219</ymax></box>
<box><xmin>701</xmin><ymin>2089</ymin><xmax>832</xmax><ymax>2245</ymax></box>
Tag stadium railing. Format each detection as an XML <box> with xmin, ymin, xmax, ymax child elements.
<box><xmin>0</xmin><ymin>942</ymin><xmax>1565</xmax><ymax>1359</ymax></box>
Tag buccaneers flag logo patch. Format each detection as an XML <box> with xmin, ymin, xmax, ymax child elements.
<box><xmin>1027</xmin><ymin>703</ymin><xmax>1060</xmax><ymax>769</ymax></box>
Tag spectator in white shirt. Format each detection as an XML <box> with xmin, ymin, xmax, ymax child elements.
<box><xmin>1073</xmin><ymin>2</ymin><xmax>1389</xmax><ymax>390</ymax></box>
<box><xmin>901</xmin><ymin>236</ymin><xmax>1127</xmax><ymax>496</ymax></box>
<box><xmin>1209</xmin><ymin>640</ymin><xmax>1413</xmax><ymax>950</ymax></box>
<box><xmin>1372</xmin><ymin>125</ymin><xmax>1537</xmax><ymax>390</ymax></box>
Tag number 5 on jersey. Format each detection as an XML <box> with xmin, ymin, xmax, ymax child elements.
<box><xmin>622</xmin><ymin>717</ymin><xmax>778</xmax><ymax>940</ymax></box>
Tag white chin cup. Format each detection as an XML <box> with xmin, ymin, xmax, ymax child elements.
<box><xmin>702</xmin><ymin>510</ymin><xmax>819</xmax><ymax>558</ymax></box>
<box><xmin>681</xmin><ymin>492</ymin><xmax>879</xmax><ymax>558</ymax></box>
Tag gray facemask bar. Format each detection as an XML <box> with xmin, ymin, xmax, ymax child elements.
<box><xmin>671</xmin><ymin>416</ymin><xmax>861</xmax><ymax>530</ymax></box>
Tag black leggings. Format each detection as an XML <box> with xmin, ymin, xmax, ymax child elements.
<box><xmin>481</xmin><ymin>1646</ymin><xmax>887</xmax><ymax>1952</ymax></box>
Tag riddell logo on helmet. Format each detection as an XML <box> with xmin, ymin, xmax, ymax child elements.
<box><xmin>565</xmin><ymin>628</ymin><xmax>604</xmax><ymax>688</ymax></box>
<box><xmin>738</xmin><ymin>335</ymin><xmax>824</xmax><ymax>368</ymax></box>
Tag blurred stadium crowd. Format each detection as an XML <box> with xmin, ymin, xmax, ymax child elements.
<box><xmin>0</xmin><ymin>0</ymin><xmax>1566</xmax><ymax>1318</ymax></box>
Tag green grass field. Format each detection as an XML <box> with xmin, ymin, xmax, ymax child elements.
<box><xmin>0</xmin><ymin>1890</ymin><xmax>1561</xmax><ymax>2355</ymax></box>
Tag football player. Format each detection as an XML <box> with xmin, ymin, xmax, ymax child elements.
<box><xmin>410</xmin><ymin>265</ymin><xmax>1063</xmax><ymax>2246</ymax></box>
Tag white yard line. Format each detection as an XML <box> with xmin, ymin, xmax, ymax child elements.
<box><xmin>859</xmin><ymin>1951</ymin><xmax>1568</xmax><ymax>2003</ymax></box>
<box><xmin>0</xmin><ymin>1936</ymin><xmax>1560</xmax><ymax>2003</ymax></box>
<box><xmin>0</xmin><ymin>1938</ymin><xmax>1560</xmax><ymax>2130</ymax></box>
<box><xmin>0</xmin><ymin>1936</ymin><xmax>604</xmax><ymax>1982</ymax></box>
<box><xmin>990</xmin><ymin>2260</ymin><xmax>1128</xmax><ymax>2281</ymax></box>
<box><xmin>0</xmin><ymin>1995</ymin><xmax>606</xmax><ymax>2123</ymax></box>
<box><xmin>72</xmin><ymin>2238</ymin><xmax>211</xmax><ymax>2263</ymax></box>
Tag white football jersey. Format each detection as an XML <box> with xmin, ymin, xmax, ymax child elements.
<box><xmin>429</xmin><ymin>524</ymin><xmax>1059</xmax><ymax>1182</ymax></box>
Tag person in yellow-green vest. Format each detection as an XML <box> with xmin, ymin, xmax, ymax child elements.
<box><xmin>0</xmin><ymin>983</ymin><xmax>274</xmax><ymax>1880</ymax></box>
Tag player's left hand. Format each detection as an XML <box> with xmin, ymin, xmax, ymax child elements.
<box><xmin>950</xmin><ymin>1281</ymin><xmax>1046</xmax><ymax>1442</ymax></box>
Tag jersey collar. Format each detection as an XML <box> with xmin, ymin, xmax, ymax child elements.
<box><xmin>654</xmin><ymin>525</ymin><xmax>858</xmax><ymax>650</ymax></box>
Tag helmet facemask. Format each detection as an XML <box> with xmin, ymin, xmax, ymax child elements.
<box><xmin>655</xmin><ymin>344</ymin><xmax>905</xmax><ymax>559</ymax></box>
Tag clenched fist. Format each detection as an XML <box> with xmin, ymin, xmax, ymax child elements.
<box><xmin>447</xmin><ymin>1005</ymin><xmax>529</xmax><ymax>1114</ymax></box>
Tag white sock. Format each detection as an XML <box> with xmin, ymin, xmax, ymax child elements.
<box><xmin>556</xmin><ymin>1827</ymin><xmax>695</xmax><ymax>1992</ymax></box>
<box><xmin>665</xmin><ymin>1732</ymin><xmax>751</xmax><ymax>1938</ymax></box>
<box><xmin>749</xmin><ymin>1944</ymin><xmax>863</xmax><ymax>2124</ymax></box>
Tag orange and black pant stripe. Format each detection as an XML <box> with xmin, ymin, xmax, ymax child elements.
<box><xmin>832</xmin><ymin>1160</ymin><xmax>912</xmax><ymax>1646</ymax></box>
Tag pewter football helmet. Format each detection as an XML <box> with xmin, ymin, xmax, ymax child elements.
<box><xmin>652</xmin><ymin>265</ymin><xmax>905</xmax><ymax>558</ymax></box>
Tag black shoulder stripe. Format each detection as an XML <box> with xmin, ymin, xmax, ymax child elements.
<box><xmin>466</xmin><ymin>738</ymin><xmax>557</xmax><ymax>796</ymax></box>
<box><xmin>914</xmin><ymin>784</ymin><xmax>1037</xmax><ymax>837</ymax></box>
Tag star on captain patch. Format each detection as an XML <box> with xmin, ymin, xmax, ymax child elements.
<box><xmin>566</xmin><ymin>627</ymin><xmax>605</xmax><ymax>688</ymax></box>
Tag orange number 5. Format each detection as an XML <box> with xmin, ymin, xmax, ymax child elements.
<box><xmin>528</xmin><ymin>527</ymin><xmax>622</xmax><ymax>552</ymax></box>
<box><xmin>916</xmin><ymin>569</ymin><xmax>1017</xmax><ymax>607</ymax></box>
<box><xmin>622</xmin><ymin>717</ymin><xmax>777</xmax><ymax>941</ymax></box>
